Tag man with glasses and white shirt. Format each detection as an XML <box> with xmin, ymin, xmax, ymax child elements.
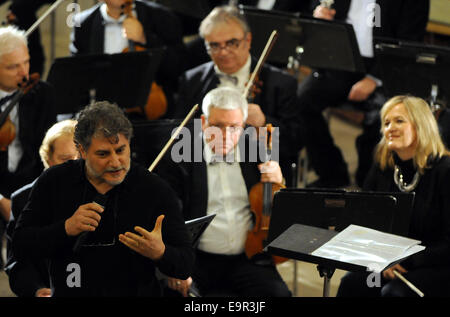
<box><xmin>173</xmin><ymin>5</ymin><xmax>301</xmax><ymax>187</ymax></box>
<box><xmin>162</xmin><ymin>86</ymin><xmax>291</xmax><ymax>297</ymax></box>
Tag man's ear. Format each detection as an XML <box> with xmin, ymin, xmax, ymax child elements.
<box><xmin>246</xmin><ymin>32</ymin><xmax>252</xmax><ymax>49</ymax></box>
<box><xmin>201</xmin><ymin>114</ymin><xmax>207</xmax><ymax>132</ymax></box>
<box><xmin>77</xmin><ymin>144</ymin><xmax>87</xmax><ymax>160</ymax></box>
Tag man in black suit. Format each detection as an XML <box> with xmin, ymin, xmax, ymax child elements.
<box><xmin>297</xmin><ymin>0</ymin><xmax>430</xmax><ymax>188</ymax></box>
<box><xmin>159</xmin><ymin>86</ymin><xmax>291</xmax><ymax>297</ymax></box>
<box><xmin>0</xmin><ymin>25</ymin><xmax>56</xmax><ymax>214</ymax></box>
<box><xmin>0</xmin><ymin>25</ymin><xmax>56</xmax><ymax>269</ymax></box>
<box><xmin>174</xmin><ymin>5</ymin><xmax>301</xmax><ymax>186</ymax></box>
<box><xmin>70</xmin><ymin>0</ymin><xmax>186</xmax><ymax>118</ymax></box>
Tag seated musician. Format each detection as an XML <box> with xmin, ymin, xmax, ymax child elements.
<box><xmin>5</xmin><ymin>119</ymin><xmax>78</xmax><ymax>297</ymax></box>
<box><xmin>69</xmin><ymin>0</ymin><xmax>187</xmax><ymax>118</ymax></box>
<box><xmin>0</xmin><ymin>26</ymin><xmax>56</xmax><ymax>268</ymax></box>
<box><xmin>173</xmin><ymin>5</ymin><xmax>301</xmax><ymax>186</ymax></box>
<box><xmin>159</xmin><ymin>86</ymin><xmax>291</xmax><ymax>297</ymax></box>
<box><xmin>337</xmin><ymin>96</ymin><xmax>450</xmax><ymax>297</ymax></box>
<box><xmin>0</xmin><ymin>0</ymin><xmax>54</xmax><ymax>75</ymax></box>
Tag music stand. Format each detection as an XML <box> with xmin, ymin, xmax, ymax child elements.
<box><xmin>266</xmin><ymin>188</ymin><xmax>415</xmax><ymax>296</ymax></box>
<box><xmin>376</xmin><ymin>39</ymin><xmax>450</xmax><ymax>110</ymax></box>
<box><xmin>241</xmin><ymin>5</ymin><xmax>365</xmax><ymax>73</ymax></box>
<box><xmin>185</xmin><ymin>214</ymin><xmax>216</xmax><ymax>248</ymax></box>
<box><xmin>46</xmin><ymin>49</ymin><xmax>164</xmax><ymax>116</ymax></box>
<box><xmin>375</xmin><ymin>40</ymin><xmax>450</xmax><ymax>145</ymax></box>
<box><xmin>154</xmin><ymin>0</ymin><xmax>212</xmax><ymax>19</ymax></box>
<box><xmin>130</xmin><ymin>118</ymin><xmax>184</xmax><ymax>168</ymax></box>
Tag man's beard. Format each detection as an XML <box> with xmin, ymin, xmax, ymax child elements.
<box><xmin>85</xmin><ymin>161</ymin><xmax>130</xmax><ymax>187</ymax></box>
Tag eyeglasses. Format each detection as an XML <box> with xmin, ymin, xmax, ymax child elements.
<box><xmin>205</xmin><ymin>35</ymin><xmax>247</xmax><ymax>54</ymax></box>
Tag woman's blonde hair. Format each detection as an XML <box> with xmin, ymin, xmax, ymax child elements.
<box><xmin>375</xmin><ymin>95</ymin><xmax>449</xmax><ymax>173</ymax></box>
<box><xmin>39</xmin><ymin>119</ymin><xmax>77</xmax><ymax>169</ymax></box>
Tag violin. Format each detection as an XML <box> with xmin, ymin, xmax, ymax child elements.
<box><xmin>245</xmin><ymin>124</ymin><xmax>287</xmax><ymax>264</ymax></box>
<box><xmin>242</xmin><ymin>30</ymin><xmax>287</xmax><ymax>263</ymax></box>
<box><xmin>0</xmin><ymin>73</ymin><xmax>40</xmax><ymax>151</ymax></box>
<box><xmin>121</xmin><ymin>0</ymin><xmax>168</xmax><ymax>120</ymax></box>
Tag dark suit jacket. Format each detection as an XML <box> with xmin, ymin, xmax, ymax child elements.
<box><xmin>309</xmin><ymin>0</ymin><xmax>430</xmax><ymax>76</ymax></box>
<box><xmin>173</xmin><ymin>59</ymin><xmax>301</xmax><ymax>157</ymax></box>
<box><xmin>0</xmin><ymin>80</ymin><xmax>56</xmax><ymax>197</ymax></box>
<box><xmin>5</xmin><ymin>180</ymin><xmax>50</xmax><ymax>297</ymax></box>
<box><xmin>70</xmin><ymin>0</ymin><xmax>186</xmax><ymax>109</ymax></box>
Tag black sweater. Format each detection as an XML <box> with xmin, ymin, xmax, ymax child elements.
<box><xmin>363</xmin><ymin>155</ymin><xmax>450</xmax><ymax>269</ymax></box>
<box><xmin>12</xmin><ymin>159</ymin><xmax>194</xmax><ymax>296</ymax></box>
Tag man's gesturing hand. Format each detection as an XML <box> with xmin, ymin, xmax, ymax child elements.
<box><xmin>65</xmin><ymin>202</ymin><xmax>104</xmax><ymax>236</ymax></box>
<box><xmin>119</xmin><ymin>214</ymin><xmax>166</xmax><ymax>260</ymax></box>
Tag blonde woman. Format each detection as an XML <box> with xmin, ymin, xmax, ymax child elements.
<box><xmin>337</xmin><ymin>96</ymin><xmax>450</xmax><ymax>297</ymax></box>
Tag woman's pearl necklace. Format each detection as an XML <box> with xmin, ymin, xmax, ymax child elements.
<box><xmin>393</xmin><ymin>165</ymin><xmax>420</xmax><ymax>192</ymax></box>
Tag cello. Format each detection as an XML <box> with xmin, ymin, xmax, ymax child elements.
<box><xmin>121</xmin><ymin>0</ymin><xmax>168</xmax><ymax>120</ymax></box>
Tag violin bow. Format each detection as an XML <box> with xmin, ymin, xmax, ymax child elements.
<box><xmin>25</xmin><ymin>0</ymin><xmax>67</xmax><ymax>37</ymax></box>
<box><xmin>148</xmin><ymin>104</ymin><xmax>199</xmax><ymax>172</ymax></box>
<box><xmin>243</xmin><ymin>30</ymin><xmax>278</xmax><ymax>99</ymax></box>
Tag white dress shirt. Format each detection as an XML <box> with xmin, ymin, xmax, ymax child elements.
<box><xmin>198</xmin><ymin>138</ymin><xmax>253</xmax><ymax>255</ymax></box>
<box><xmin>100</xmin><ymin>3</ymin><xmax>129</xmax><ymax>54</ymax></box>
<box><xmin>257</xmin><ymin>0</ymin><xmax>276</xmax><ymax>10</ymax></box>
<box><xmin>346</xmin><ymin>0</ymin><xmax>376</xmax><ymax>58</ymax></box>
<box><xmin>0</xmin><ymin>89</ymin><xmax>23</xmax><ymax>173</ymax></box>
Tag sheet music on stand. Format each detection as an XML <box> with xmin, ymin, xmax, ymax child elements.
<box><xmin>265</xmin><ymin>188</ymin><xmax>416</xmax><ymax>296</ymax></box>
<box><xmin>242</xmin><ymin>5</ymin><xmax>365</xmax><ymax>73</ymax></box>
<box><xmin>311</xmin><ymin>224</ymin><xmax>425</xmax><ymax>273</ymax></box>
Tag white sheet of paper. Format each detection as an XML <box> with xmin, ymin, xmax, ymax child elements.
<box><xmin>311</xmin><ymin>224</ymin><xmax>425</xmax><ymax>272</ymax></box>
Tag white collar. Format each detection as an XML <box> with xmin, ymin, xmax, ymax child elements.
<box><xmin>214</xmin><ymin>55</ymin><xmax>251</xmax><ymax>87</ymax></box>
<box><xmin>0</xmin><ymin>89</ymin><xmax>16</xmax><ymax>103</ymax></box>
<box><xmin>100</xmin><ymin>3</ymin><xmax>128</xmax><ymax>24</ymax></box>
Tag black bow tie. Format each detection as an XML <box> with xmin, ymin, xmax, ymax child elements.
<box><xmin>217</xmin><ymin>74</ymin><xmax>238</xmax><ymax>86</ymax></box>
<box><xmin>209</xmin><ymin>154</ymin><xmax>235</xmax><ymax>165</ymax></box>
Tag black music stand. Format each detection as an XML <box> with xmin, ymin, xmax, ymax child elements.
<box><xmin>242</xmin><ymin>5</ymin><xmax>365</xmax><ymax>73</ymax></box>
<box><xmin>46</xmin><ymin>49</ymin><xmax>164</xmax><ymax>117</ymax></box>
<box><xmin>159</xmin><ymin>214</ymin><xmax>215</xmax><ymax>297</ymax></box>
<box><xmin>265</xmin><ymin>188</ymin><xmax>415</xmax><ymax>297</ymax></box>
<box><xmin>185</xmin><ymin>214</ymin><xmax>216</xmax><ymax>248</ymax></box>
<box><xmin>375</xmin><ymin>40</ymin><xmax>450</xmax><ymax>146</ymax></box>
<box><xmin>376</xmin><ymin>40</ymin><xmax>450</xmax><ymax>111</ymax></box>
<box><xmin>130</xmin><ymin>118</ymin><xmax>184</xmax><ymax>168</ymax></box>
<box><xmin>154</xmin><ymin>0</ymin><xmax>212</xmax><ymax>19</ymax></box>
